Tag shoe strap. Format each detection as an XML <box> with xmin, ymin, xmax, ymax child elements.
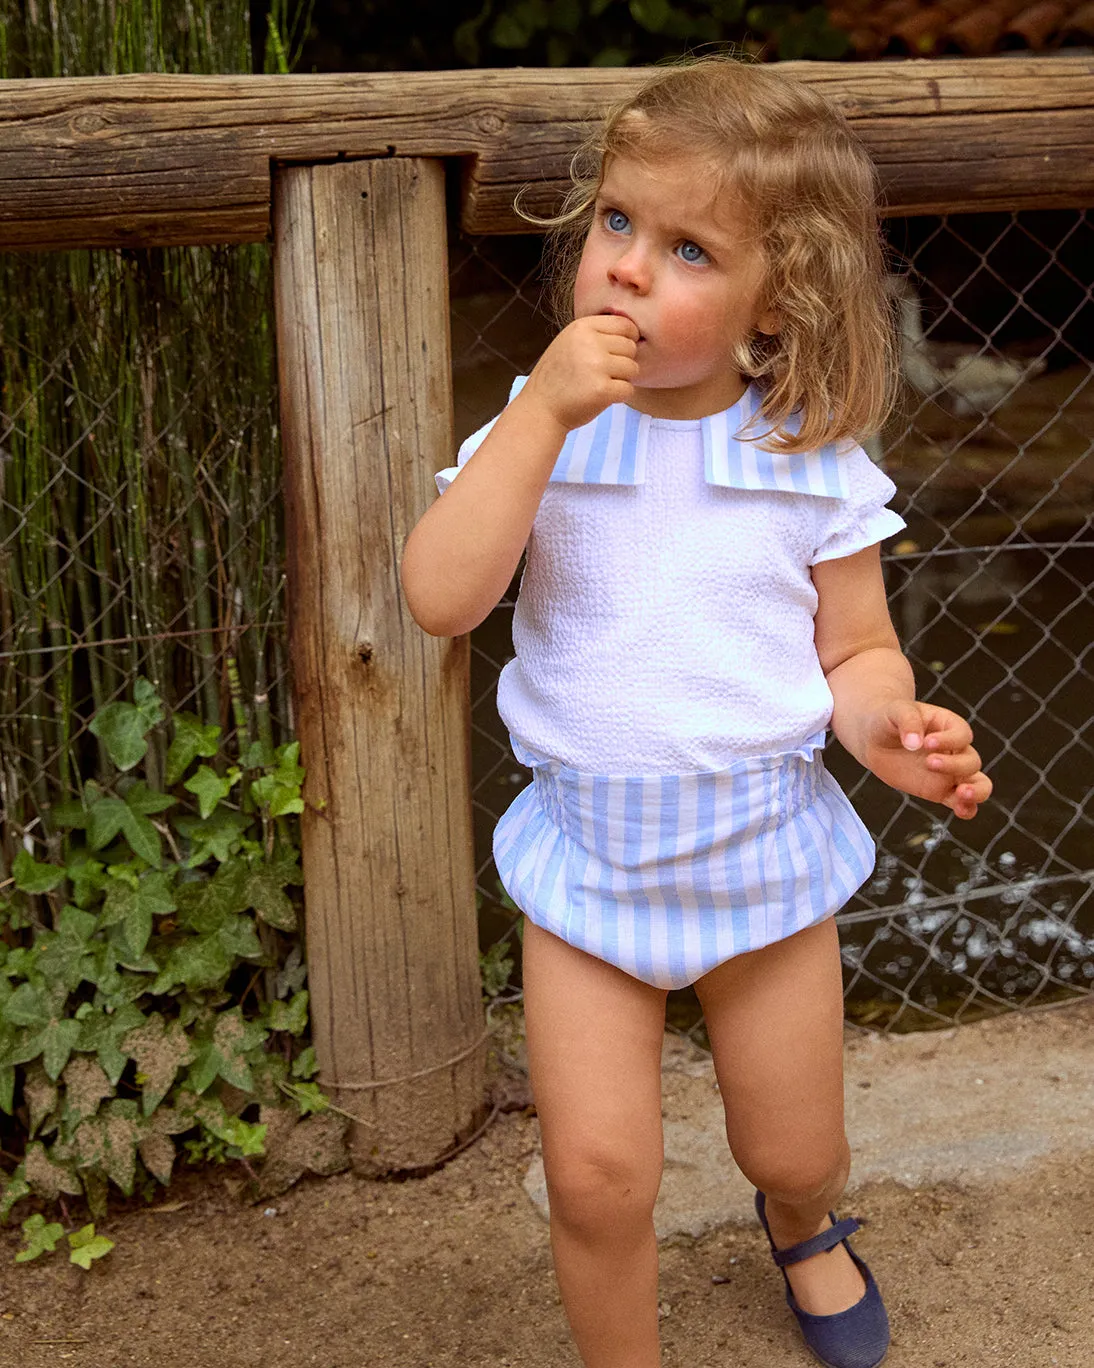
<box><xmin>771</xmin><ymin>1216</ymin><xmax>861</xmax><ymax>1267</ymax></box>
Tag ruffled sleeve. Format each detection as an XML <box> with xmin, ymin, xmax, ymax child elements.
<box><xmin>810</xmin><ymin>443</ymin><xmax>906</xmax><ymax>565</ymax></box>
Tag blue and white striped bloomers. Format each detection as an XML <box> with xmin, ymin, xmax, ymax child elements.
<box><xmin>494</xmin><ymin>736</ymin><xmax>875</xmax><ymax>990</ymax></box>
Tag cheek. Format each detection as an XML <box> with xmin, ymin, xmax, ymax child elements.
<box><xmin>571</xmin><ymin>240</ymin><xmax>600</xmax><ymax>317</ymax></box>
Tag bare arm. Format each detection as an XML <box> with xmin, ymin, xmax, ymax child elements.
<box><xmin>813</xmin><ymin>545</ymin><xmax>991</xmax><ymax>820</ymax></box>
<box><xmin>400</xmin><ymin>315</ymin><xmax>639</xmax><ymax>637</ymax></box>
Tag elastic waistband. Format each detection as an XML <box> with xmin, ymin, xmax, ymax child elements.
<box><xmin>511</xmin><ymin>734</ymin><xmax>829</xmax><ymax>854</ymax></box>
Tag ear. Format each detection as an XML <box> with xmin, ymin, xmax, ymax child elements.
<box><xmin>755</xmin><ymin>306</ymin><xmax>780</xmax><ymax>336</ymax></box>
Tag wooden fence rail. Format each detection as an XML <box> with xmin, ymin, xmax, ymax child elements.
<box><xmin>1</xmin><ymin>59</ymin><xmax>1091</xmax><ymax>1170</ymax></box>
<box><xmin>0</xmin><ymin>58</ymin><xmax>1091</xmax><ymax>250</ymax></box>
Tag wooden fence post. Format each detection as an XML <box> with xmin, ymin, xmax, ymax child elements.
<box><xmin>272</xmin><ymin>157</ymin><xmax>486</xmax><ymax>1172</ymax></box>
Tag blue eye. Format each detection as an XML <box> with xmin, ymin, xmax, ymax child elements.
<box><xmin>677</xmin><ymin>241</ymin><xmax>708</xmax><ymax>264</ymax></box>
<box><xmin>605</xmin><ymin>209</ymin><xmax>630</xmax><ymax>234</ymax></box>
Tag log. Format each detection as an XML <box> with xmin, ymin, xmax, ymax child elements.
<box><xmin>0</xmin><ymin>57</ymin><xmax>1091</xmax><ymax>248</ymax></box>
<box><xmin>273</xmin><ymin>157</ymin><xmax>486</xmax><ymax>1172</ymax></box>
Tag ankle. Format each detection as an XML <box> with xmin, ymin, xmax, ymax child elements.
<box><xmin>763</xmin><ymin>1195</ymin><xmax>835</xmax><ymax>1249</ymax></box>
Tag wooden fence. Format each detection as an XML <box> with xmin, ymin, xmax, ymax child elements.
<box><xmin>1</xmin><ymin>56</ymin><xmax>1091</xmax><ymax>1171</ymax></box>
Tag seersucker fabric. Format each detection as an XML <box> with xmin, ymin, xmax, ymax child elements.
<box><xmin>434</xmin><ymin>378</ymin><xmax>906</xmax><ymax>986</ymax></box>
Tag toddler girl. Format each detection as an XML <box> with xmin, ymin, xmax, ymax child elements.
<box><xmin>401</xmin><ymin>57</ymin><xmax>990</xmax><ymax>1368</ymax></box>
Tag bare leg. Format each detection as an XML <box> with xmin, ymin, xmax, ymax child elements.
<box><xmin>695</xmin><ymin>916</ymin><xmax>867</xmax><ymax>1315</ymax></box>
<box><xmin>522</xmin><ymin>919</ymin><xmax>668</xmax><ymax>1368</ymax></box>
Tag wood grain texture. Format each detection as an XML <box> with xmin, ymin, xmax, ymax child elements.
<box><xmin>1</xmin><ymin>57</ymin><xmax>1092</xmax><ymax>248</ymax></box>
<box><xmin>273</xmin><ymin>158</ymin><xmax>485</xmax><ymax>1172</ymax></box>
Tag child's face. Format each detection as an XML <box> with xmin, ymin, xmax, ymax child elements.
<box><xmin>572</xmin><ymin>152</ymin><xmax>777</xmax><ymax>420</ymax></box>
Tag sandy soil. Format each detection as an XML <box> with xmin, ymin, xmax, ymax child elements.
<box><xmin>1</xmin><ymin>1017</ymin><xmax>1092</xmax><ymax>1368</ymax></box>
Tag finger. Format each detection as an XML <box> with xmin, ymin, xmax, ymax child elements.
<box><xmin>925</xmin><ymin>747</ymin><xmax>982</xmax><ymax>779</ymax></box>
<box><xmin>921</xmin><ymin>709</ymin><xmax>973</xmax><ymax>752</ymax></box>
<box><xmin>588</xmin><ymin>313</ymin><xmax>641</xmax><ymax>341</ymax></box>
<box><xmin>885</xmin><ymin>701</ymin><xmax>929</xmax><ymax>751</ymax></box>
<box><xmin>607</xmin><ymin>358</ymin><xmax>640</xmax><ymax>383</ymax></box>
<box><xmin>945</xmin><ymin>773</ymin><xmax>991</xmax><ymax>820</ymax></box>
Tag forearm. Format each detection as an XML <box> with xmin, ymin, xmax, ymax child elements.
<box><xmin>400</xmin><ymin>393</ymin><xmax>567</xmax><ymax>637</ymax></box>
<box><xmin>825</xmin><ymin>645</ymin><xmax>915</xmax><ymax>768</ymax></box>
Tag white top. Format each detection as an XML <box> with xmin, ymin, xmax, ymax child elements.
<box><xmin>435</xmin><ymin>380</ymin><xmax>905</xmax><ymax>775</ymax></box>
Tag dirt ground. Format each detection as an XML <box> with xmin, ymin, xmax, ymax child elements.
<box><xmin>1</xmin><ymin>1017</ymin><xmax>1093</xmax><ymax>1368</ymax></box>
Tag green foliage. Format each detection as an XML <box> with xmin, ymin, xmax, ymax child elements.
<box><xmin>0</xmin><ymin>681</ymin><xmax>324</xmax><ymax>1236</ymax></box>
<box><xmin>479</xmin><ymin>941</ymin><xmax>515</xmax><ymax>999</ymax></box>
<box><xmin>447</xmin><ymin>0</ymin><xmax>848</xmax><ymax>67</ymax></box>
<box><xmin>15</xmin><ymin>1214</ymin><xmax>114</xmax><ymax>1268</ymax></box>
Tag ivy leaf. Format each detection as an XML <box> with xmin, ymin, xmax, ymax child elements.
<box><xmin>57</xmin><ymin>905</ymin><xmax>97</xmax><ymax>942</ymax></box>
<box><xmin>176</xmin><ymin>861</ymin><xmax>247</xmax><ymax>934</ymax></box>
<box><xmin>99</xmin><ymin>872</ymin><xmax>176</xmax><ymax>957</ymax></box>
<box><xmin>87</xmin><ymin>797</ymin><xmax>130</xmax><ymax>851</ymax></box>
<box><xmin>216</xmin><ymin>915</ymin><xmax>263</xmax><ymax>962</ymax></box>
<box><xmin>77</xmin><ymin>1004</ymin><xmax>146</xmax><ymax>1086</ymax></box>
<box><xmin>89</xmin><ymin>702</ymin><xmax>151</xmax><ymax>772</ymax></box>
<box><xmin>15</xmin><ymin>1212</ymin><xmax>66</xmax><ymax>1262</ymax></box>
<box><xmin>242</xmin><ymin>864</ymin><xmax>297</xmax><ymax>932</ymax></box>
<box><xmin>283</xmin><ymin>1081</ymin><xmax>328</xmax><ymax>1117</ymax></box>
<box><xmin>166</xmin><ymin>715</ymin><xmax>223</xmax><ymax>786</ymax></box>
<box><xmin>249</xmin><ymin>743</ymin><xmax>305</xmax><ymax>817</ymax></box>
<box><xmin>173</xmin><ymin>807</ymin><xmax>251</xmax><ymax>865</ymax></box>
<box><xmin>267</xmin><ymin>990</ymin><xmax>309</xmax><ymax>1037</ymax></box>
<box><xmin>215</xmin><ymin>1116</ymin><xmax>267</xmax><ymax>1158</ymax></box>
<box><xmin>122</xmin><ymin>1013</ymin><xmax>196</xmax><ymax>1116</ymax></box>
<box><xmin>68</xmin><ymin>1223</ymin><xmax>115</xmax><ymax>1269</ymax></box>
<box><xmin>65</xmin><ymin>854</ymin><xmax>109</xmax><ymax>909</ymax></box>
<box><xmin>41</xmin><ymin>1018</ymin><xmax>83</xmax><ymax>1080</ymax></box>
<box><xmin>0</xmin><ymin>1164</ymin><xmax>30</xmax><ymax>1222</ymax></box>
<box><xmin>100</xmin><ymin>870</ymin><xmax>176</xmax><ymax>928</ymax></box>
<box><xmin>12</xmin><ymin>848</ymin><xmax>65</xmax><ymax>895</ymax></box>
<box><xmin>187</xmin><ymin>1009</ymin><xmax>266</xmax><ymax>1095</ymax></box>
<box><xmin>36</xmin><ymin>917</ymin><xmax>97</xmax><ymax>995</ymax></box>
<box><xmin>24</xmin><ymin>1140</ymin><xmax>82</xmax><ymax>1199</ymax></box>
<box><xmin>133</xmin><ymin>677</ymin><xmax>165</xmax><ymax>728</ymax></box>
<box><xmin>137</xmin><ymin>1131</ymin><xmax>176</xmax><ymax>1185</ymax></box>
<box><xmin>0</xmin><ymin>1064</ymin><xmax>14</xmax><ymax>1115</ymax></box>
<box><xmin>119</xmin><ymin>808</ymin><xmax>162</xmax><ymax>868</ymax></box>
<box><xmin>70</xmin><ymin>1099</ymin><xmax>142</xmax><ymax>1195</ymax></box>
<box><xmin>151</xmin><ymin>934</ymin><xmax>233</xmax><ymax>997</ymax></box>
<box><xmin>121</xmin><ymin>781</ymin><xmax>176</xmax><ymax>817</ymax></box>
<box><xmin>61</xmin><ymin>1055</ymin><xmax>115</xmax><ymax>1124</ymax></box>
<box><xmin>2</xmin><ymin>982</ymin><xmax>51</xmax><ymax>1029</ymax></box>
<box><xmin>22</xmin><ymin>1059</ymin><xmax>59</xmax><ymax>1136</ymax></box>
<box><xmin>291</xmin><ymin>1046</ymin><xmax>318</xmax><ymax>1080</ymax></box>
<box><xmin>184</xmin><ymin>764</ymin><xmax>240</xmax><ymax>821</ymax></box>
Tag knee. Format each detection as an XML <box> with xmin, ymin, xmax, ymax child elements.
<box><xmin>733</xmin><ymin>1133</ymin><xmax>851</xmax><ymax>1209</ymax></box>
<box><xmin>545</xmin><ymin>1144</ymin><xmax>662</xmax><ymax>1240</ymax></box>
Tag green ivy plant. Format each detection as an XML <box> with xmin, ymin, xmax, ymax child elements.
<box><xmin>0</xmin><ymin>680</ymin><xmax>322</xmax><ymax>1233</ymax></box>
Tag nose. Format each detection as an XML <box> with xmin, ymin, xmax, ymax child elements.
<box><xmin>608</xmin><ymin>241</ymin><xmax>651</xmax><ymax>293</ymax></box>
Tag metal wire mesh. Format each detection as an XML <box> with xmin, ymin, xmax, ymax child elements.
<box><xmin>0</xmin><ymin>245</ymin><xmax>290</xmax><ymax>867</ymax></box>
<box><xmin>450</xmin><ymin>210</ymin><xmax>1094</xmax><ymax>1031</ymax></box>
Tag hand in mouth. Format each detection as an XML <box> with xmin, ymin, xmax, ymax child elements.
<box><xmin>600</xmin><ymin>307</ymin><xmax>645</xmax><ymax>341</ymax></box>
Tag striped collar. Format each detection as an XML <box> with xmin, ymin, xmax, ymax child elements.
<box><xmin>507</xmin><ymin>376</ymin><xmax>851</xmax><ymax>499</ymax></box>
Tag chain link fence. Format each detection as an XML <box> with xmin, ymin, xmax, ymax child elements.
<box><xmin>450</xmin><ymin>209</ymin><xmax>1094</xmax><ymax>1032</ymax></box>
<box><xmin>0</xmin><ymin>246</ymin><xmax>290</xmax><ymax>866</ymax></box>
<box><xmin>2</xmin><ymin>211</ymin><xmax>1090</xmax><ymax>1031</ymax></box>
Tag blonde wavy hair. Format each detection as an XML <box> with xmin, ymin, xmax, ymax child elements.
<box><xmin>520</xmin><ymin>56</ymin><xmax>897</xmax><ymax>454</ymax></box>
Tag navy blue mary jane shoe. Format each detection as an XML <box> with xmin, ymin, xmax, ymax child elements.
<box><xmin>755</xmin><ymin>1190</ymin><xmax>890</xmax><ymax>1368</ymax></box>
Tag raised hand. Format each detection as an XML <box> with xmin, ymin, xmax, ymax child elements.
<box><xmin>519</xmin><ymin>314</ymin><xmax>640</xmax><ymax>433</ymax></box>
<box><xmin>858</xmin><ymin>700</ymin><xmax>992</xmax><ymax>820</ymax></box>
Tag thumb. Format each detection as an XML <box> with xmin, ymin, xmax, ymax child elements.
<box><xmin>886</xmin><ymin>700</ymin><xmax>926</xmax><ymax>751</ymax></box>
